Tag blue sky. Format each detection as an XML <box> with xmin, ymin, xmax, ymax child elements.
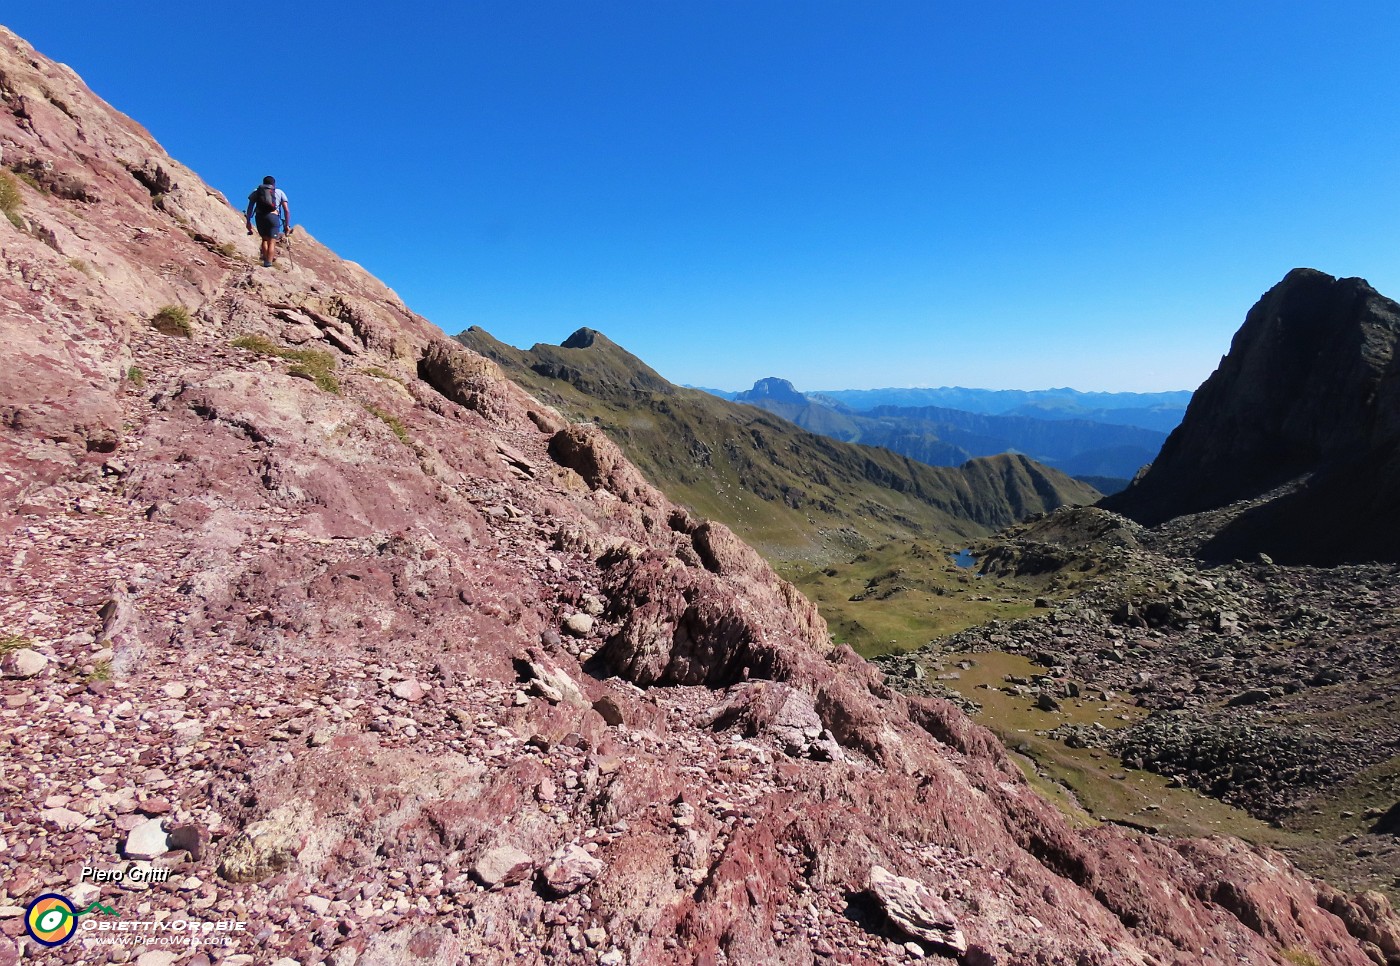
<box><xmin>8</xmin><ymin>3</ymin><xmax>1400</xmax><ymax>392</ymax></box>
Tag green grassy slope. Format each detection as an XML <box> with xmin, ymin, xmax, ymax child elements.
<box><xmin>783</xmin><ymin>539</ymin><xmax>1043</xmax><ymax>653</ymax></box>
<box><xmin>459</xmin><ymin>326</ymin><xmax>1101</xmax><ymax>565</ymax></box>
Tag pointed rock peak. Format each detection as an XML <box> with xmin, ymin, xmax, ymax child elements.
<box><xmin>456</xmin><ymin>324</ymin><xmax>673</xmax><ymax>396</ymax></box>
<box><xmin>562</xmin><ymin>327</ymin><xmax>605</xmax><ymax>349</ymax></box>
<box><xmin>1103</xmin><ymin>266</ymin><xmax>1400</xmax><ymax>562</ymax></box>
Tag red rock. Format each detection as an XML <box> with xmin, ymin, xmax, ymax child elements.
<box><xmin>540</xmin><ymin>845</ymin><xmax>605</xmax><ymax>898</ymax></box>
<box><xmin>390</xmin><ymin>680</ymin><xmax>426</xmax><ymax>702</ymax></box>
<box><xmin>471</xmin><ymin>847</ymin><xmax>534</xmax><ymax>889</ymax></box>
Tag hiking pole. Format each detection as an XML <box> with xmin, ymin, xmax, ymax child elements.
<box><xmin>280</xmin><ymin>226</ymin><xmax>296</xmax><ymax>269</ymax></box>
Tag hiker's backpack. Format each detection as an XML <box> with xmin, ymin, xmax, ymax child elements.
<box><xmin>253</xmin><ymin>184</ymin><xmax>278</xmax><ymax>215</ymax></box>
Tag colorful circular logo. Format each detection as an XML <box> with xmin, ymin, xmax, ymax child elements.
<box><xmin>25</xmin><ymin>894</ymin><xmax>78</xmax><ymax>947</ymax></box>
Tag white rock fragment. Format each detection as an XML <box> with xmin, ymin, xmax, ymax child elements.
<box><xmin>563</xmin><ymin>613</ymin><xmax>594</xmax><ymax>637</ymax></box>
<box><xmin>123</xmin><ymin>818</ymin><xmax>169</xmax><ymax>860</ymax></box>
<box><xmin>525</xmin><ymin>659</ymin><xmax>589</xmax><ymax>708</ymax></box>
<box><xmin>218</xmin><ymin>817</ymin><xmax>302</xmax><ymax>883</ymax></box>
<box><xmin>2</xmin><ymin>648</ymin><xmax>48</xmax><ymax>678</ymax></box>
<box><xmin>391</xmin><ymin>679</ymin><xmax>427</xmax><ymax>702</ymax></box>
<box><xmin>40</xmin><ymin>807</ymin><xmax>88</xmax><ymax>831</ymax></box>
<box><xmin>472</xmin><ymin>846</ymin><xmax>534</xmax><ymax>889</ymax></box>
<box><xmin>868</xmin><ymin>865</ymin><xmax>967</xmax><ymax>957</ymax></box>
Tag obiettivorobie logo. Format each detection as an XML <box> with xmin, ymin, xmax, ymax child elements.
<box><xmin>25</xmin><ymin>893</ymin><xmax>118</xmax><ymax>947</ymax></box>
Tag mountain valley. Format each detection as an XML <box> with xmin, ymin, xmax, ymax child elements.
<box><xmin>457</xmin><ymin>326</ymin><xmax>1100</xmax><ymax>565</ymax></box>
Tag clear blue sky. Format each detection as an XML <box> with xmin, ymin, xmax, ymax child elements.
<box><xmin>8</xmin><ymin>3</ymin><xmax>1400</xmax><ymax>392</ymax></box>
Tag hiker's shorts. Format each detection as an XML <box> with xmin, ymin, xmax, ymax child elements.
<box><xmin>254</xmin><ymin>212</ymin><xmax>283</xmax><ymax>239</ymax></box>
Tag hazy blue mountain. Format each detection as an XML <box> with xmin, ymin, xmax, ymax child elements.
<box><xmin>724</xmin><ymin>379</ymin><xmax>1171</xmax><ymax>481</ymax></box>
<box><xmin>685</xmin><ymin>385</ymin><xmax>740</xmax><ymax>400</ymax></box>
<box><xmin>812</xmin><ymin>387</ymin><xmax>1192</xmax><ymax>433</ymax></box>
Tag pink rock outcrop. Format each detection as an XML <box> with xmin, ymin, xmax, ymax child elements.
<box><xmin>0</xmin><ymin>23</ymin><xmax>1388</xmax><ymax>966</ymax></box>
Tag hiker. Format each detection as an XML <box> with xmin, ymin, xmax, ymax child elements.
<box><xmin>245</xmin><ymin>176</ymin><xmax>291</xmax><ymax>268</ymax></box>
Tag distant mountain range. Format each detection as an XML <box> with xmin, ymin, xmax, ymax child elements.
<box><xmin>702</xmin><ymin>384</ymin><xmax>1192</xmax><ymax>433</ymax></box>
<box><xmin>702</xmin><ymin>377</ymin><xmax>1184</xmax><ymax>485</ymax></box>
<box><xmin>458</xmin><ymin>328</ymin><xmax>1100</xmax><ymax>563</ymax></box>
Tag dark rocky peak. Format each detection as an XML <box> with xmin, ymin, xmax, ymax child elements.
<box><xmin>1104</xmin><ymin>267</ymin><xmax>1400</xmax><ymax>563</ymax></box>
<box><xmin>561</xmin><ymin>326</ymin><xmax>601</xmax><ymax>348</ymax></box>
<box><xmin>735</xmin><ymin>376</ymin><xmax>809</xmax><ymax>405</ymax></box>
<box><xmin>458</xmin><ymin>325</ymin><xmax>674</xmax><ymax>397</ymax></box>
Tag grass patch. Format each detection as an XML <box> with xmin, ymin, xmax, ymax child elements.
<box><xmin>68</xmin><ymin>257</ymin><xmax>93</xmax><ymax>276</ymax></box>
<box><xmin>1281</xmin><ymin>950</ymin><xmax>1321</xmax><ymax>966</ymax></box>
<box><xmin>88</xmin><ymin>659</ymin><xmax>113</xmax><ymax>683</ymax></box>
<box><xmin>0</xmin><ymin>175</ymin><xmax>21</xmax><ymax>228</ymax></box>
<box><xmin>0</xmin><ymin>171</ymin><xmax>22</xmax><ymax>228</ymax></box>
<box><xmin>126</xmin><ymin>366</ymin><xmax>146</xmax><ymax>388</ymax></box>
<box><xmin>150</xmin><ymin>304</ymin><xmax>192</xmax><ymax>338</ymax></box>
<box><xmin>231</xmin><ymin>334</ymin><xmax>340</xmax><ymax>394</ymax></box>
<box><xmin>0</xmin><ymin>633</ymin><xmax>33</xmax><ymax>655</ymax></box>
<box><xmin>783</xmin><ymin>540</ymin><xmax>1044</xmax><ymax>657</ymax></box>
<box><xmin>216</xmin><ymin>241</ymin><xmax>238</xmax><ymax>258</ymax></box>
<box><xmin>362</xmin><ymin>366</ymin><xmax>407</xmax><ymax>387</ymax></box>
<box><xmin>364</xmin><ymin>404</ymin><xmax>410</xmax><ymax>444</ymax></box>
<box><xmin>229</xmin><ymin>334</ymin><xmax>281</xmax><ymax>353</ymax></box>
<box><xmin>921</xmin><ymin>648</ymin><xmax>1309</xmax><ymax>847</ymax></box>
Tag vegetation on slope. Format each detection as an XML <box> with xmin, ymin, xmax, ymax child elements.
<box><xmin>458</xmin><ymin>326</ymin><xmax>1100</xmax><ymax>566</ymax></box>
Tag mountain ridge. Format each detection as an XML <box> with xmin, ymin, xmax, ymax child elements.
<box><xmin>813</xmin><ymin>385</ymin><xmax>1192</xmax><ymax>429</ymax></box>
<box><xmin>458</xmin><ymin>325</ymin><xmax>1102</xmax><ymax>564</ymax></box>
<box><xmin>1103</xmin><ymin>267</ymin><xmax>1400</xmax><ymax>564</ymax></box>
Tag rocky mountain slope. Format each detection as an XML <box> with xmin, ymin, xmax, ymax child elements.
<box><xmin>898</xmin><ymin>508</ymin><xmax>1400</xmax><ymax>889</ymax></box>
<box><xmin>1103</xmin><ymin>268</ymin><xmax>1400</xmax><ymax>564</ymax></box>
<box><xmin>1</xmin><ymin>24</ymin><xmax>1396</xmax><ymax>966</ymax></box>
<box><xmin>457</xmin><ymin>328</ymin><xmax>1100</xmax><ymax>565</ymax></box>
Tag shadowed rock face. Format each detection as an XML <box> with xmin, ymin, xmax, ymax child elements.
<box><xmin>1104</xmin><ymin>268</ymin><xmax>1400</xmax><ymax>563</ymax></box>
<box><xmin>1</xmin><ymin>26</ymin><xmax>1393</xmax><ymax>966</ymax></box>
